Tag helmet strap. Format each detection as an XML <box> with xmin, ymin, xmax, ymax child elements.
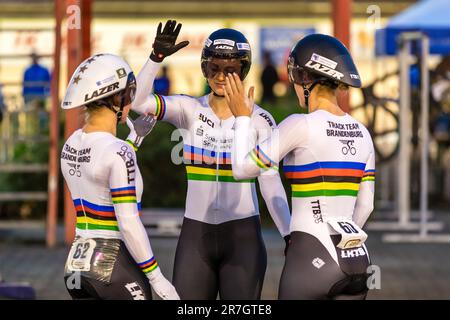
<box><xmin>105</xmin><ymin>105</ymin><xmax>123</xmax><ymax>124</ymax></box>
<box><xmin>107</xmin><ymin>98</ymin><xmax>125</xmax><ymax>124</ymax></box>
<box><xmin>118</xmin><ymin>92</ymin><xmax>127</xmax><ymax>123</ymax></box>
<box><xmin>302</xmin><ymin>84</ymin><xmax>310</xmax><ymax>110</ymax></box>
<box><xmin>115</xmin><ymin>109</ymin><xmax>123</xmax><ymax>123</ymax></box>
<box><xmin>302</xmin><ymin>80</ymin><xmax>321</xmax><ymax>112</ymax></box>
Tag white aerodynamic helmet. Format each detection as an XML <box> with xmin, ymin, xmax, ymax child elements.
<box><xmin>62</xmin><ymin>53</ymin><xmax>136</xmax><ymax>112</ymax></box>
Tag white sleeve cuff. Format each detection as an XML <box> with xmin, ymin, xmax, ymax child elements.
<box><xmin>234</xmin><ymin>116</ymin><xmax>252</xmax><ymax>129</ymax></box>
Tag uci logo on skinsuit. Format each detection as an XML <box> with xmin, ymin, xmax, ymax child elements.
<box><xmin>199</xmin><ymin>113</ymin><xmax>215</xmax><ymax>128</ymax></box>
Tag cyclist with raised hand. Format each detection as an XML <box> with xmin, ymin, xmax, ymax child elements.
<box><xmin>61</xmin><ymin>53</ymin><xmax>179</xmax><ymax>300</ymax></box>
<box><xmin>226</xmin><ymin>34</ymin><xmax>375</xmax><ymax>300</ymax></box>
<box><xmin>132</xmin><ymin>20</ymin><xmax>291</xmax><ymax>300</ymax></box>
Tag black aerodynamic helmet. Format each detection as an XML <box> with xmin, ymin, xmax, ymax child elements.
<box><xmin>201</xmin><ymin>28</ymin><xmax>252</xmax><ymax>80</ymax></box>
<box><xmin>288</xmin><ymin>33</ymin><xmax>361</xmax><ymax>89</ymax></box>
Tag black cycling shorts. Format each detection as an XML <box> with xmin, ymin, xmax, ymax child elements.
<box><xmin>173</xmin><ymin>216</ymin><xmax>267</xmax><ymax>300</ymax></box>
<box><xmin>64</xmin><ymin>237</ymin><xmax>152</xmax><ymax>300</ymax></box>
<box><xmin>279</xmin><ymin>231</ymin><xmax>370</xmax><ymax>300</ymax></box>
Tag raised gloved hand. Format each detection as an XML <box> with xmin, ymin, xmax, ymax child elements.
<box><xmin>147</xmin><ymin>268</ymin><xmax>180</xmax><ymax>300</ymax></box>
<box><xmin>283</xmin><ymin>235</ymin><xmax>291</xmax><ymax>256</ymax></box>
<box><xmin>150</xmin><ymin>20</ymin><xmax>190</xmax><ymax>63</ymax></box>
<box><xmin>126</xmin><ymin>114</ymin><xmax>157</xmax><ymax>150</ymax></box>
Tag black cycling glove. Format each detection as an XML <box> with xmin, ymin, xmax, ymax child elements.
<box><xmin>150</xmin><ymin>20</ymin><xmax>190</xmax><ymax>63</ymax></box>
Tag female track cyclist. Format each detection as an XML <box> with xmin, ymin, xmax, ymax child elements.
<box><xmin>61</xmin><ymin>53</ymin><xmax>179</xmax><ymax>300</ymax></box>
<box><xmin>226</xmin><ymin>34</ymin><xmax>375</xmax><ymax>300</ymax></box>
<box><xmin>132</xmin><ymin>20</ymin><xmax>291</xmax><ymax>300</ymax></box>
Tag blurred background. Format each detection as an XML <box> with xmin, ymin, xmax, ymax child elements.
<box><xmin>0</xmin><ymin>0</ymin><xmax>450</xmax><ymax>300</ymax></box>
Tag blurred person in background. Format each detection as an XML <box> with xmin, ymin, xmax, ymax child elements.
<box><xmin>22</xmin><ymin>52</ymin><xmax>51</xmax><ymax>132</ymax></box>
<box><xmin>0</xmin><ymin>82</ymin><xmax>4</xmax><ymax>124</ymax></box>
<box><xmin>226</xmin><ymin>34</ymin><xmax>375</xmax><ymax>300</ymax></box>
<box><xmin>153</xmin><ymin>65</ymin><xmax>171</xmax><ymax>96</ymax></box>
<box><xmin>133</xmin><ymin>20</ymin><xmax>291</xmax><ymax>300</ymax></box>
<box><xmin>60</xmin><ymin>53</ymin><xmax>178</xmax><ymax>300</ymax></box>
<box><xmin>260</xmin><ymin>51</ymin><xmax>279</xmax><ymax>105</ymax></box>
<box><xmin>22</xmin><ymin>52</ymin><xmax>50</xmax><ymax>106</ymax></box>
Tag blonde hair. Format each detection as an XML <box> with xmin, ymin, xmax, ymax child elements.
<box><xmin>337</xmin><ymin>83</ymin><xmax>349</xmax><ymax>91</ymax></box>
<box><xmin>315</xmin><ymin>82</ymin><xmax>348</xmax><ymax>97</ymax></box>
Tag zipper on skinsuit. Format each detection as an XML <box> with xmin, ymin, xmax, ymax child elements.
<box><xmin>213</xmin><ymin>120</ymin><xmax>222</xmax><ymax>214</ymax></box>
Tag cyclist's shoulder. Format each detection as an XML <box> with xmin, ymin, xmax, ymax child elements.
<box><xmin>64</xmin><ymin>128</ymin><xmax>83</xmax><ymax>142</ymax></box>
<box><xmin>251</xmin><ymin>104</ymin><xmax>276</xmax><ymax>128</ymax></box>
<box><xmin>278</xmin><ymin>113</ymin><xmax>308</xmax><ymax>129</ymax></box>
<box><xmin>154</xmin><ymin>92</ymin><xmax>201</xmax><ymax>109</ymax></box>
<box><xmin>102</xmin><ymin>138</ymin><xmax>137</xmax><ymax>162</ymax></box>
<box><xmin>346</xmin><ymin>114</ymin><xmax>372</xmax><ymax>138</ymax></box>
<box><xmin>167</xmin><ymin>93</ymin><xmax>201</xmax><ymax>104</ymax></box>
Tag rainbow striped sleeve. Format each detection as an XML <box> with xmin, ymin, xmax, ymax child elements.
<box><xmin>111</xmin><ymin>186</ymin><xmax>137</xmax><ymax>204</ymax></box>
<box><xmin>249</xmin><ymin>145</ymin><xmax>279</xmax><ymax>171</ymax></box>
<box><xmin>362</xmin><ymin>169</ymin><xmax>375</xmax><ymax>182</ymax></box>
<box><xmin>138</xmin><ymin>257</ymin><xmax>158</xmax><ymax>274</ymax></box>
<box><xmin>153</xmin><ymin>94</ymin><xmax>166</xmax><ymax>120</ymax></box>
<box><xmin>126</xmin><ymin>139</ymin><xmax>138</xmax><ymax>151</ymax></box>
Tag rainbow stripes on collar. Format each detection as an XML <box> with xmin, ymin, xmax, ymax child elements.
<box><xmin>153</xmin><ymin>94</ymin><xmax>166</xmax><ymax>121</ymax></box>
<box><xmin>138</xmin><ymin>257</ymin><xmax>158</xmax><ymax>274</ymax></box>
<box><xmin>284</xmin><ymin>161</ymin><xmax>374</xmax><ymax>198</ymax></box>
<box><xmin>249</xmin><ymin>145</ymin><xmax>278</xmax><ymax>171</ymax></box>
<box><xmin>184</xmin><ymin>144</ymin><xmax>255</xmax><ymax>183</ymax></box>
<box><xmin>111</xmin><ymin>186</ymin><xmax>137</xmax><ymax>204</ymax></box>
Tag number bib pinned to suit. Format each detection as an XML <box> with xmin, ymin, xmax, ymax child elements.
<box><xmin>326</xmin><ymin>218</ymin><xmax>367</xmax><ymax>249</ymax></box>
<box><xmin>67</xmin><ymin>238</ymin><xmax>97</xmax><ymax>272</ymax></box>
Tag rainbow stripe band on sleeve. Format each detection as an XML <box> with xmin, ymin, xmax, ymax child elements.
<box><xmin>138</xmin><ymin>257</ymin><xmax>158</xmax><ymax>274</ymax></box>
<box><xmin>249</xmin><ymin>145</ymin><xmax>278</xmax><ymax>171</ymax></box>
<box><xmin>126</xmin><ymin>139</ymin><xmax>138</xmax><ymax>151</ymax></box>
<box><xmin>153</xmin><ymin>94</ymin><xmax>166</xmax><ymax>120</ymax></box>
<box><xmin>111</xmin><ymin>186</ymin><xmax>137</xmax><ymax>204</ymax></box>
<box><xmin>361</xmin><ymin>169</ymin><xmax>375</xmax><ymax>182</ymax></box>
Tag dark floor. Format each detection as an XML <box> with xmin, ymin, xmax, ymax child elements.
<box><xmin>1</xmin><ymin>213</ymin><xmax>450</xmax><ymax>300</ymax></box>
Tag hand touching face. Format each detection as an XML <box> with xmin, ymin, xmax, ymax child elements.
<box><xmin>223</xmin><ymin>73</ymin><xmax>254</xmax><ymax>117</ymax></box>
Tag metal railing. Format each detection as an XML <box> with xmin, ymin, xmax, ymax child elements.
<box><xmin>0</xmin><ymin>95</ymin><xmax>50</xmax><ymax>203</ymax></box>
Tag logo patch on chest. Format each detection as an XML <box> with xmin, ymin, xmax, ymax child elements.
<box><xmin>199</xmin><ymin>113</ymin><xmax>215</xmax><ymax>128</ymax></box>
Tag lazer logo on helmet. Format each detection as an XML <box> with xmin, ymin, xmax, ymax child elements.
<box><xmin>84</xmin><ymin>82</ymin><xmax>120</xmax><ymax>102</ymax></box>
<box><xmin>305</xmin><ymin>61</ymin><xmax>344</xmax><ymax>80</ymax></box>
<box><xmin>215</xmin><ymin>45</ymin><xmax>233</xmax><ymax>50</ymax></box>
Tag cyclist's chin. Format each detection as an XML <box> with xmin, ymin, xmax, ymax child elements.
<box><xmin>212</xmin><ymin>86</ymin><xmax>225</xmax><ymax>97</ymax></box>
